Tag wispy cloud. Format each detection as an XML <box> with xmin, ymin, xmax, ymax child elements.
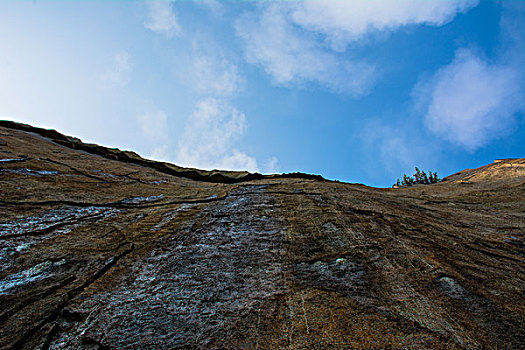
<box><xmin>150</xmin><ymin>145</ymin><xmax>171</xmax><ymax>162</ymax></box>
<box><xmin>175</xmin><ymin>99</ymin><xmax>258</xmax><ymax>172</ymax></box>
<box><xmin>144</xmin><ymin>1</ymin><xmax>180</xmax><ymax>37</ymax></box>
<box><xmin>263</xmin><ymin>156</ymin><xmax>279</xmax><ymax>174</ymax></box>
<box><xmin>235</xmin><ymin>1</ymin><xmax>477</xmax><ymax>95</ymax></box>
<box><xmin>170</xmin><ymin>41</ymin><xmax>258</xmax><ymax>171</ymax></box>
<box><xmin>102</xmin><ymin>51</ymin><xmax>132</xmax><ymax>87</ymax></box>
<box><xmin>416</xmin><ymin>49</ymin><xmax>522</xmax><ymax>151</ymax></box>
<box><xmin>137</xmin><ymin>111</ymin><xmax>171</xmax><ymax>161</ymax></box>
<box><xmin>187</xmin><ymin>53</ymin><xmax>242</xmax><ymax>97</ymax></box>
<box><xmin>414</xmin><ymin>3</ymin><xmax>525</xmax><ymax>152</ymax></box>
<box><xmin>194</xmin><ymin>0</ymin><xmax>223</xmax><ymax>15</ymax></box>
<box><xmin>235</xmin><ymin>4</ymin><xmax>375</xmax><ymax>96</ymax></box>
<box><xmin>137</xmin><ymin>111</ymin><xmax>168</xmax><ymax>141</ymax></box>
<box><xmin>362</xmin><ymin>119</ymin><xmax>441</xmax><ymax>183</ymax></box>
<box><xmin>291</xmin><ymin>0</ymin><xmax>479</xmax><ymax>51</ymax></box>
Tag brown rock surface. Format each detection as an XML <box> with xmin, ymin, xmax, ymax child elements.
<box><xmin>0</xmin><ymin>121</ymin><xmax>523</xmax><ymax>349</ymax></box>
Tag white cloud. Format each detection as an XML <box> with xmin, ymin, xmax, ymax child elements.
<box><xmin>235</xmin><ymin>4</ymin><xmax>376</xmax><ymax>96</ymax></box>
<box><xmin>166</xmin><ymin>35</ymin><xmax>254</xmax><ymax>171</ymax></box>
<box><xmin>150</xmin><ymin>145</ymin><xmax>171</xmax><ymax>162</ymax></box>
<box><xmin>417</xmin><ymin>49</ymin><xmax>523</xmax><ymax>151</ymax></box>
<box><xmin>189</xmin><ymin>54</ymin><xmax>242</xmax><ymax>97</ymax></box>
<box><xmin>194</xmin><ymin>0</ymin><xmax>223</xmax><ymax>15</ymax></box>
<box><xmin>361</xmin><ymin>120</ymin><xmax>440</xmax><ymax>183</ymax></box>
<box><xmin>291</xmin><ymin>0</ymin><xmax>479</xmax><ymax>50</ymax></box>
<box><xmin>102</xmin><ymin>51</ymin><xmax>132</xmax><ymax>87</ymax></box>
<box><xmin>217</xmin><ymin>150</ymin><xmax>258</xmax><ymax>172</ymax></box>
<box><xmin>137</xmin><ymin>111</ymin><xmax>168</xmax><ymax>140</ymax></box>
<box><xmin>144</xmin><ymin>1</ymin><xmax>180</xmax><ymax>37</ymax></box>
<box><xmin>175</xmin><ymin>99</ymin><xmax>258</xmax><ymax>172</ymax></box>
<box><xmin>263</xmin><ymin>156</ymin><xmax>279</xmax><ymax>174</ymax></box>
<box><xmin>137</xmin><ymin>111</ymin><xmax>172</xmax><ymax>161</ymax></box>
<box><xmin>235</xmin><ymin>1</ymin><xmax>476</xmax><ymax>95</ymax></box>
<box><xmin>414</xmin><ymin>2</ymin><xmax>525</xmax><ymax>152</ymax></box>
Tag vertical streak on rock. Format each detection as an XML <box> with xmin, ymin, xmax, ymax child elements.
<box><xmin>50</xmin><ymin>184</ymin><xmax>289</xmax><ymax>349</ymax></box>
<box><xmin>300</xmin><ymin>290</ymin><xmax>310</xmax><ymax>335</ymax></box>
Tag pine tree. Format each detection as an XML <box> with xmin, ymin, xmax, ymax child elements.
<box><xmin>402</xmin><ymin>174</ymin><xmax>410</xmax><ymax>186</ymax></box>
<box><xmin>393</xmin><ymin>167</ymin><xmax>441</xmax><ymax>187</ymax></box>
<box><xmin>414</xmin><ymin>167</ymin><xmax>422</xmax><ymax>183</ymax></box>
<box><xmin>422</xmin><ymin>171</ymin><xmax>429</xmax><ymax>184</ymax></box>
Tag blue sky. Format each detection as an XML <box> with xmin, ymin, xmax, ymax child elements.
<box><xmin>1</xmin><ymin>1</ymin><xmax>524</xmax><ymax>187</ymax></box>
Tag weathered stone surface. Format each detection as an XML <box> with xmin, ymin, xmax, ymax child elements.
<box><xmin>0</xmin><ymin>122</ymin><xmax>523</xmax><ymax>349</ymax></box>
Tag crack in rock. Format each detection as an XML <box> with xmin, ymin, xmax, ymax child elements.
<box><xmin>114</xmin><ymin>194</ymin><xmax>164</xmax><ymax>205</ymax></box>
<box><xmin>0</xmin><ymin>206</ymin><xmax>114</xmax><ymax>237</ymax></box>
<box><xmin>0</xmin><ymin>168</ymin><xmax>60</xmax><ymax>176</ymax></box>
<box><xmin>0</xmin><ymin>259</ymin><xmax>67</xmax><ymax>295</ymax></box>
<box><xmin>0</xmin><ymin>206</ymin><xmax>119</xmax><ymax>273</ymax></box>
<box><xmin>0</xmin><ymin>157</ymin><xmax>30</xmax><ymax>163</ymax></box>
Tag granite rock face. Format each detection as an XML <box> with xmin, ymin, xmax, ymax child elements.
<box><xmin>0</xmin><ymin>121</ymin><xmax>523</xmax><ymax>349</ymax></box>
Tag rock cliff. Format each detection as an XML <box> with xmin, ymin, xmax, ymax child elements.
<box><xmin>0</xmin><ymin>121</ymin><xmax>523</xmax><ymax>349</ymax></box>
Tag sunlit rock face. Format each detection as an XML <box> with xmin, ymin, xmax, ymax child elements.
<box><xmin>0</xmin><ymin>121</ymin><xmax>524</xmax><ymax>349</ymax></box>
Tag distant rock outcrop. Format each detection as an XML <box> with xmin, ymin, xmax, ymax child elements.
<box><xmin>0</xmin><ymin>121</ymin><xmax>523</xmax><ymax>349</ymax></box>
<box><xmin>0</xmin><ymin>120</ymin><xmax>324</xmax><ymax>184</ymax></box>
<box><xmin>444</xmin><ymin>158</ymin><xmax>525</xmax><ymax>184</ymax></box>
